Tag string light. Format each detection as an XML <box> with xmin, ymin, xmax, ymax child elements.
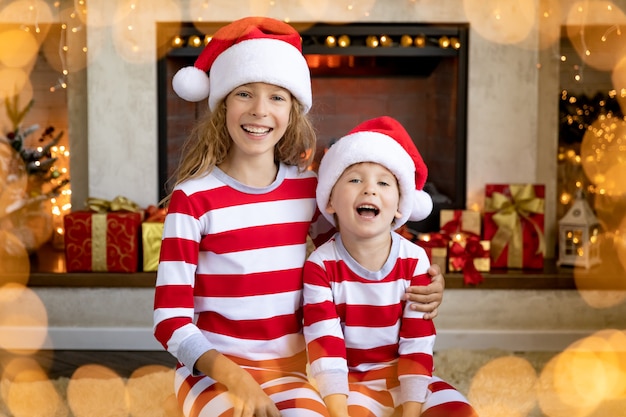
<box><xmin>366</xmin><ymin>35</ymin><xmax>379</xmax><ymax>48</ymax></box>
<box><xmin>337</xmin><ymin>35</ymin><xmax>350</xmax><ymax>47</ymax></box>
<box><xmin>400</xmin><ymin>35</ymin><xmax>413</xmax><ymax>47</ymax></box>
<box><xmin>50</xmin><ymin>145</ymin><xmax>72</xmax><ymax>248</ymax></box>
<box><xmin>171</xmin><ymin>35</ymin><xmax>183</xmax><ymax>47</ymax></box>
<box><xmin>172</xmin><ymin>31</ymin><xmax>459</xmax><ymax>52</ymax></box>
<box><xmin>188</xmin><ymin>35</ymin><xmax>202</xmax><ymax>47</ymax></box>
<box><xmin>414</xmin><ymin>34</ymin><xmax>426</xmax><ymax>47</ymax></box>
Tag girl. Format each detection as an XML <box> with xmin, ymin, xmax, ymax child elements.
<box><xmin>153</xmin><ymin>17</ymin><xmax>445</xmax><ymax>417</ymax></box>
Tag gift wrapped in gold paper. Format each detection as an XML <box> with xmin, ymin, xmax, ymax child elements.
<box><xmin>440</xmin><ymin>209</ymin><xmax>481</xmax><ymax>236</ymax></box>
<box><xmin>142</xmin><ymin>205</ymin><xmax>167</xmax><ymax>271</ymax></box>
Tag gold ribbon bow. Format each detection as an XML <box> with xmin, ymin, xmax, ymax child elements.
<box><xmin>86</xmin><ymin>196</ymin><xmax>140</xmax><ymax>213</ymax></box>
<box><xmin>484</xmin><ymin>184</ymin><xmax>546</xmax><ymax>268</ymax></box>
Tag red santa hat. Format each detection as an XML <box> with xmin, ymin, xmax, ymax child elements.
<box><xmin>316</xmin><ymin>116</ymin><xmax>433</xmax><ymax>228</ymax></box>
<box><xmin>172</xmin><ymin>17</ymin><xmax>312</xmax><ymax>113</ymax></box>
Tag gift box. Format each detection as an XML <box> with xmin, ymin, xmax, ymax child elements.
<box><xmin>440</xmin><ymin>209</ymin><xmax>481</xmax><ymax>236</ymax></box>
<box><xmin>448</xmin><ymin>235</ymin><xmax>490</xmax><ymax>285</ymax></box>
<box><xmin>415</xmin><ymin>232</ymin><xmax>449</xmax><ymax>273</ymax></box>
<box><xmin>64</xmin><ymin>198</ymin><xmax>143</xmax><ymax>272</ymax></box>
<box><xmin>142</xmin><ymin>222</ymin><xmax>164</xmax><ymax>272</ymax></box>
<box><xmin>141</xmin><ymin>205</ymin><xmax>167</xmax><ymax>272</ymax></box>
<box><xmin>483</xmin><ymin>184</ymin><xmax>546</xmax><ymax>269</ymax></box>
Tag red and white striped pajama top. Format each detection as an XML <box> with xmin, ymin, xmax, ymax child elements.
<box><xmin>153</xmin><ymin>163</ymin><xmax>333</xmax><ymax>417</ymax></box>
<box><xmin>304</xmin><ymin>232</ymin><xmax>473</xmax><ymax>417</ymax></box>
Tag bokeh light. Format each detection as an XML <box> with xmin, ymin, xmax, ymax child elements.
<box><xmin>565</xmin><ymin>1</ymin><xmax>626</xmax><ymax>72</ymax></box>
<box><xmin>573</xmin><ymin>230</ymin><xmax>626</xmax><ymax>309</ymax></box>
<box><xmin>0</xmin><ymin>283</ymin><xmax>49</xmax><ymax>353</ymax></box>
<box><xmin>534</xmin><ymin>0</ymin><xmax>563</xmax><ymax>51</ymax></box>
<box><xmin>537</xmin><ymin>329</ymin><xmax>626</xmax><ymax>417</ymax></box>
<box><xmin>0</xmin><ymin>230</ymin><xmax>30</xmax><ymax>287</ymax></box>
<box><xmin>127</xmin><ymin>365</ymin><xmax>180</xmax><ymax>417</ymax></box>
<box><xmin>580</xmin><ymin>113</ymin><xmax>626</xmax><ymax>193</ymax></box>
<box><xmin>67</xmin><ymin>364</ymin><xmax>127</xmax><ymax>417</ymax></box>
<box><xmin>40</xmin><ymin>6</ymin><xmax>90</xmax><ymax>74</ymax></box>
<box><xmin>0</xmin><ymin>141</ymin><xmax>28</xmax><ymax>216</ymax></box>
<box><xmin>463</xmin><ymin>0</ymin><xmax>536</xmax><ymax>45</ymax></box>
<box><xmin>615</xmin><ymin>216</ymin><xmax>626</xmax><ymax>272</ymax></box>
<box><xmin>0</xmin><ymin>67</ymin><xmax>29</xmax><ymax>100</ymax></box>
<box><xmin>467</xmin><ymin>355</ymin><xmax>538</xmax><ymax>417</ymax></box>
<box><xmin>0</xmin><ymin>29</ymin><xmax>39</xmax><ymax>68</ymax></box>
<box><xmin>611</xmin><ymin>56</ymin><xmax>626</xmax><ymax>115</ymax></box>
<box><xmin>4</xmin><ymin>202</ymin><xmax>54</xmax><ymax>254</ymax></box>
<box><xmin>0</xmin><ymin>0</ymin><xmax>53</xmax><ymax>31</ymax></box>
<box><xmin>72</xmin><ymin>0</ymin><xmax>123</xmax><ymax>28</ymax></box>
<box><xmin>1</xmin><ymin>356</ymin><xmax>68</xmax><ymax>417</ymax></box>
<box><xmin>296</xmin><ymin>0</ymin><xmax>332</xmax><ymax>20</ymax></box>
<box><xmin>111</xmin><ymin>0</ymin><xmax>181</xmax><ymax>64</ymax></box>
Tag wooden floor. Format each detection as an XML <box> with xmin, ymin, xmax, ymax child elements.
<box><xmin>0</xmin><ymin>350</ymin><xmax>177</xmax><ymax>380</ymax></box>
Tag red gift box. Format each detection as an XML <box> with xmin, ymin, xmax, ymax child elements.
<box><xmin>448</xmin><ymin>235</ymin><xmax>490</xmax><ymax>285</ymax></box>
<box><xmin>483</xmin><ymin>184</ymin><xmax>546</xmax><ymax>269</ymax></box>
<box><xmin>415</xmin><ymin>232</ymin><xmax>450</xmax><ymax>272</ymax></box>
<box><xmin>64</xmin><ymin>210</ymin><xmax>143</xmax><ymax>272</ymax></box>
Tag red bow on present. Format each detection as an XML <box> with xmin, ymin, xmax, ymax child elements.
<box><xmin>145</xmin><ymin>205</ymin><xmax>168</xmax><ymax>222</ymax></box>
<box><xmin>449</xmin><ymin>234</ymin><xmax>487</xmax><ymax>285</ymax></box>
<box><xmin>421</xmin><ymin>232</ymin><xmax>451</xmax><ymax>248</ymax></box>
<box><xmin>441</xmin><ymin>211</ymin><xmax>464</xmax><ymax>235</ymax></box>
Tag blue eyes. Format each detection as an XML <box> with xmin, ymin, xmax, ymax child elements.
<box><xmin>348</xmin><ymin>178</ymin><xmax>390</xmax><ymax>186</ymax></box>
<box><xmin>234</xmin><ymin>91</ymin><xmax>286</xmax><ymax>101</ymax></box>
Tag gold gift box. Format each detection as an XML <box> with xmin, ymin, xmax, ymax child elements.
<box><xmin>142</xmin><ymin>222</ymin><xmax>164</xmax><ymax>272</ymax></box>
<box><xmin>440</xmin><ymin>209</ymin><xmax>481</xmax><ymax>236</ymax></box>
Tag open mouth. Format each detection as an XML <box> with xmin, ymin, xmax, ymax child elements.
<box><xmin>356</xmin><ymin>204</ymin><xmax>380</xmax><ymax>217</ymax></box>
<box><xmin>242</xmin><ymin>125</ymin><xmax>272</xmax><ymax>135</ymax></box>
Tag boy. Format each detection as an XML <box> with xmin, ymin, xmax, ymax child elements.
<box><xmin>303</xmin><ymin>116</ymin><xmax>475</xmax><ymax>417</ymax></box>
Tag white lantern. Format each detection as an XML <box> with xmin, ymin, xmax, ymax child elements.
<box><xmin>557</xmin><ymin>191</ymin><xmax>601</xmax><ymax>269</ymax></box>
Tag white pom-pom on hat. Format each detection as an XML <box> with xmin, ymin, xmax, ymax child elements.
<box><xmin>316</xmin><ymin>116</ymin><xmax>433</xmax><ymax>228</ymax></box>
<box><xmin>171</xmin><ymin>17</ymin><xmax>312</xmax><ymax>113</ymax></box>
<box><xmin>172</xmin><ymin>66</ymin><xmax>210</xmax><ymax>103</ymax></box>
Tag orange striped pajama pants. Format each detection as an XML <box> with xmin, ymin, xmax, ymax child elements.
<box><xmin>175</xmin><ymin>368</ymin><xmax>476</xmax><ymax>417</ymax></box>
<box><xmin>175</xmin><ymin>366</ymin><xmax>330</xmax><ymax>417</ymax></box>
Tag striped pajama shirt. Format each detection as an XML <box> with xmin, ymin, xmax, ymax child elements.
<box><xmin>303</xmin><ymin>233</ymin><xmax>477</xmax><ymax>417</ymax></box>
<box><xmin>153</xmin><ymin>164</ymin><xmax>333</xmax><ymax>416</ymax></box>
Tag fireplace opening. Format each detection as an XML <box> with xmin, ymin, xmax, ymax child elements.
<box><xmin>157</xmin><ymin>22</ymin><xmax>468</xmax><ymax>232</ymax></box>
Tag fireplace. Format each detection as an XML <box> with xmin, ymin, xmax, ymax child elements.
<box><xmin>157</xmin><ymin>22</ymin><xmax>468</xmax><ymax>232</ymax></box>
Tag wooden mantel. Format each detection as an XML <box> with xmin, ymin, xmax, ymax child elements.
<box><xmin>28</xmin><ymin>244</ymin><xmax>625</xmax><ymax>290</ymax></box>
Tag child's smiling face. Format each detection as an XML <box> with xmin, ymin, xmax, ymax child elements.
<box><xmin>224</xmin><ymin>82</ymin><xmax>292</xmax><ymax>160</ymax></box>
<box><xmin>326</xmin><ymin>162</ymin><xmax>402</xmax><ymax>238</ymax></box>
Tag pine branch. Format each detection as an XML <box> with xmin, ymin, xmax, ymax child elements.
<box><xmin>5</xmin><ymin>96</ymin><xmax>34</xmax><ymax>130</ymax></box>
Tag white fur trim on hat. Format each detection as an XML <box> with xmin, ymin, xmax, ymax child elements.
<box><xmin>208</xmin><ymin>37</ymin><xmax>311</xmax><ymax>112</ymax></box>
<box><xmin>317</xmin><ymin>131</ymin><xmax>433</xmax><ymax>228</ymax></box>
